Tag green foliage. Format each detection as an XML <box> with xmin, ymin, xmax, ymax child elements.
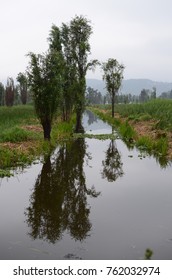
<box><xmin>27</xmin><ymin>50</ymin><xmax>63</xmax><ymax>139</ymax></box>
<box><xmin>136</xmin><ymin>136</ymin><xmax>154</xmax><ymax>151</ymax></box>
<box><xmin>27</xmin><ymin>51</ymin><xmax>62</xmax><ymax>121</ymax></box>
<box><xmin>27</xmin><ymin>15</ymin><xmax>98</xmax><ymax>136</ymax></box>
<box><xmin>86</xmin><ymin>87</ymin><xmax>103</xmax><ymax>105</ymax></box>
<box><xmin>119</xmin><ymin>121</ymin><xmax>136</xmax><ymax>139</ymax></box>
<box><xmin>102</xmin><ymin>59</ymin><xmax>124</xmax><ymax>94</ymax></box>
<box><xmin>154</xmin><ymin>137</ymin><xmax>168</xmax><ymax>156</ymax></box>
<box><xmin>73</xmin><ymin>133</ymin><xmax>117</xmax><ymax>140</ymax></box>
<box><xmin>0</xmin><ymin>169</ymin><xmax>13</xmax><ymax>178</ymax></box>
<box><xmin>67</xmin><ymin>16</ymin><xmax>96</xmax><ymax>131</ymax></box>
<box><xmin>136</xmin><ymin>136</ymin><xmax>168</xmax><ymax>157</ymax></box>
<box><xmin>17</xmin><ymin>72</ymin><xmax>28</xmax><ymax>104</ymax></box>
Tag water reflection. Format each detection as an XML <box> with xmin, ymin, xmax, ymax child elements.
<box><xmin>25</xmin><ymin>138</ymin><xmax>100</xmax><ymax>244</ymax></box>
<box><xmin>86</xmin><ymin>110</ymin><xmax>98</xmax><ymax>125</ymax></box>
<box><xmin>102</xmin><ymin>139</ymin><xmax>124</xmax><ymax>182</ymax></box>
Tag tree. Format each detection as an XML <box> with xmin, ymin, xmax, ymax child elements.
<box><xmin>85</xmin><ymin>87</ymin><xmax>103</xmax><ymax>105</ymax></box>
<box><xmin>151</xmin><ymin>87</ymin><xmax>156</xmax><ymax>99</ymax></box>
<box><xmin>48</xmin><ymin>16</ymin><xmax>99</xmax><ymax>129</ymax></box>
<box><xmin>49</xmin><ymin>23</ymin><xmax>75</xmax><ymax>121</ymax></box>
<box><xmin>102</xmin><ymin>58</ymin><xmax>124</xmax><ymax>117</ymax></box>
<box><xmin>27</xmin><ymin>50</ymin><xmax>63</xmax><ymax>140</ymax></box>
<box><xmin>102</xmin><ymin>140</ymin><xmax>123</xmax><ymax>182</ymax></box>
<box><xmin>17</xmin><ymin>72</ymin><xmax>28</xmax><ymax>104</ymax></box>
<box><xmin>0</xmin><ymin>82</ymin><xmax>5</xmax><ymax>106</ymax></box>
<box><xmin>25</xmin><ymin>138</ymin><xmax>99</xmax><ymax>243</ymax></box>
<box><xmin>139</xmin><ymin>89</ymin><xmax>150</xmax><ymax>103</ymax></box>
<box><xmin>14</xmin><ymin>84</ymin><xmax>20</xmax><ymax>105</ymax></box>
<box><xmin>5</xmin><ymin>77</ymin><xmax>15</xmax><ymax>107</ymax></box>
<box><xmin>67</xmin><ymin>15</ymin><xmax>99</xmax><ymax>132</ymax></box>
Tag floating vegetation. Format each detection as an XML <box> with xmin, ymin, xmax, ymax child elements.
<box><xmin>0</xmin><ymin>169</ymin><xmax>13</xmax><ymax>178</ymax></box>
<box><xmin>73</xmin><ymin>133</ymin><xmax>118</xmax><ymax>140</ymax></box>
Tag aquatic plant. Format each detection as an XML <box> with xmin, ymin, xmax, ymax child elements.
<box><xmin>136</xmin><ymin>136</ymin><xmax>168</xmax><ymax>157</ymax></box>
<box><xmin>144</xmin><ymin>248</ymin><xmax>153</xmax><ymax>260</ymax></box>
<box><xmin>119</xmin><ymin>121</ymin><xmax>136</xmax><ymax>140</ymax></box>
<box><xmin>73</xmin><ymin>133</ymin><xmax>117</xmax><ymax>140</ymax></box>
<box><xmin>0</xmin><ymin>169</ymin><xmax>13</xmax><ymax>178</ymax></box>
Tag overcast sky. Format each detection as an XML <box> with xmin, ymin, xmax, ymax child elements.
<box><xmin>1</xmin><ymin>0</ymin><xmax>172</xmax><ymax>83</ymax></box>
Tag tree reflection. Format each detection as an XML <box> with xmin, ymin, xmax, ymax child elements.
<box><xmin>102</xmin><ymin>140</ymin><xmax>124</xmax><ymax>182</ymax></box>
<box><xmin>25</xmin><ymin>138</ymin><xmax>100</xmax><ymax>243</ymax></box>
<box><xmin>86</xmin><ymin>110</ymin><xmax>98</xmax><ymax>125</ymax></box>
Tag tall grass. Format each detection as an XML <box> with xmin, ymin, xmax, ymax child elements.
<box><xmin>136</xmin><ymin>136</ymin><xmax>168</xmax><ymax>156</ymax></box>
<box><xmin>115</xmin><ymin>99</ymin><xmax>172</xmax><ymax>131</ymax></box>
<box><xmin>0</xmin><ymin>105</ymin><xmax>37</xmax><ymax>127</ymax></box>
<box><xmin>0</xmin><ymin>105</ymin><xmax>39</xmax><ymax>142</ymax></box>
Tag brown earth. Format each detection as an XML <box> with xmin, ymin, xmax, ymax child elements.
<box><xmin>21</xmin><ymin>125</ymin><xmax>43</xmax><ymax>133</ymax></box>
<box><xmin>0</xmin><ymin>125</ymin><xmax>42</xmax><ymax>154</ymax></box>
<box><xmin>1</xmin><ymin>140</ymin><xmax>40</xmax><ymax>154</ymax></box>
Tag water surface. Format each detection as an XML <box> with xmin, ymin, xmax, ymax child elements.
<box><xmin>0</xmin><ymin>111</ymin><xmax>172</xmax><ymax>259</ymax></box>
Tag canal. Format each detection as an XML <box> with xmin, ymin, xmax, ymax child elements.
<box><xmin>0</xmin><ymin>111</ymin><xmax>172</xmax><ymax>259</ymax></box>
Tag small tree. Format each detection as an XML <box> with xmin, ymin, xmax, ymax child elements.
<box><xmin>139</xmin><ymin>89</ymin><xmax>150</xmax><ymax>103</ymax></box>
<box><xmin>17</xmin><ymin>72</ymin><xmax>28</xmax><ymax>104</ymax></box>
<box><xmin>5</xmin><ymin>77</ymin><xmax>15</xmax><ymax>107</ymax></box>
<box><xmin>102</xmin><ymin>59</ymin><xmax>124</xmax><ymax>117</ymax></box>
<box><xmin>27</xmin><ymin>50</ymin><xmax>63</xmax><ymax>140</ymax></box>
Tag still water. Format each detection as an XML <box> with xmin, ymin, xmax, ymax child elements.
<box><xmin>0</xmin><ymin>111</ymin><xmax>172</xmax><ymax>260</ymax></box>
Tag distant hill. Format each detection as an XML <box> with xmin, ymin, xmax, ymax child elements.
<box><xmin>86</xmin><ymin>78</ymin><xmax>172</xmax><ymax>96</ymax></box>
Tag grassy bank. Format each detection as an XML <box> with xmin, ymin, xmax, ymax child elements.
<box><xmin>90</xmin><ymin>100</ymin><xmax>172</xmax><ymax>163</ymax></box>
<box><xmin>98</xmin><ymin>99</ymin><xmax>172</xmax><ymax>131</ymax></box>
<box><xmin>0</xmin><ymin>105</ymin><xmax>74</xmax><ymax>176</ymax></box>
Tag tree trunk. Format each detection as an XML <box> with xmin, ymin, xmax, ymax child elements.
<box><xmin>112</xmin><ymin>93</ymin><xmax>115</xmax><ymax>118</ymax></box>
<box><xmin>42</xmin><ymin>118</ymin><xmax>51</xmax><ymax>140</ymax></box>
<box><xmin>75</xmin><ymin>111</ymin><xmax>84</xmax><ymax>133</ymax></box>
